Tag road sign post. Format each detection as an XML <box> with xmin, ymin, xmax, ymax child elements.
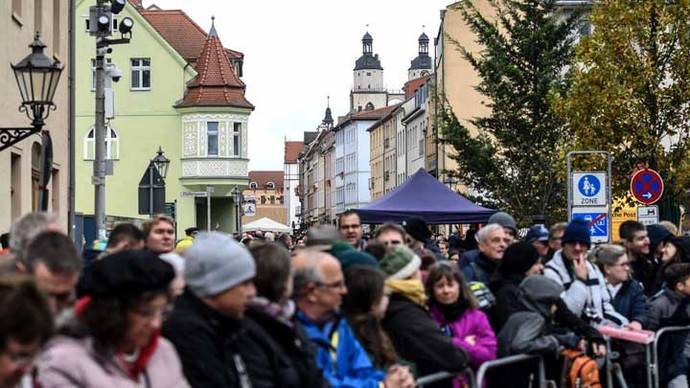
<box><xmin>567</xmin><ymin>151</ymin><xmax>612</xmax><ymax>244</ymax></box>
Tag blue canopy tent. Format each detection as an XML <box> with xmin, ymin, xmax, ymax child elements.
<box><xmin>356</xmin><ymin>168</ymin><xmax>497</xmax><ymax>224</ymax></box>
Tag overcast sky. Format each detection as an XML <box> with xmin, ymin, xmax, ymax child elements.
<box><xmin>150</xmin><ymin>0</ymin><xmax>452</xmax><ymax>170</ymax></box>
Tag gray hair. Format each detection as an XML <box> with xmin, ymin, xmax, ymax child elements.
<box><xmin>476</xmin><ymin>223</ymin><xmax>505</xmax><ymax>244</ymax></box>
<box><xmin>292</xmin><ymin>249</ymin><xmax>328</xmax><ymax>297</ymax></box>
<box><xmin>591</xmin><ymin>244</ymin><xmax>626</xmax><ymax>271</ymax></box>
<box><xmin>9</xmin><ymin>212</ymin><xmax>59</xmax><ymax>259</ymax></box>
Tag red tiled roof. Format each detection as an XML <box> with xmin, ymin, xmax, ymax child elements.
<box><xmin>248</xmin><ymin>171</ymin><xmax>284</xmax><ymax>189</ymax></box>
<box><xmin>352</xmin><ymin>105</ymin><xmax>398</xmax><ymax>120</ymax></box>
<box><xmin>284</xmin><ymin>141</ymin><xmax>304</xmax><ymax>163</ymax></box>
<box><xmin>403</xmin><ymin>75</ymin><xmax>431</xmax><ymax>99</ymax></box>
<box><xmin>140</xmin><ymin>10</ymin><xmax>244</xmax><ymax>68</ymax></box>
<box><xmin>175</xmin><ymin>29</ymin><xmax>254</xmax><ymax>109</ymax></box>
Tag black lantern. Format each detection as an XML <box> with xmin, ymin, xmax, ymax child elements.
<box><xmin>12</xmin><ymin>33</ymin><xmax>64</xmax><ymax>128</ymax></box>
<box><xmin>1</xmin><ymin>33</ymin><xmax>63</xmax><ymax>152</ymax></box>
<box><xmin>152</xmin><ymin>146</ymin><xmax>170</xmax><ymax>179</ymax></box>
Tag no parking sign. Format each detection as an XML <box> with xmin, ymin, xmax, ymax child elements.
<box><xmin>630</xmin><ymin>169</ymin><xmax>664</xmax><ymax>205</ymax></box>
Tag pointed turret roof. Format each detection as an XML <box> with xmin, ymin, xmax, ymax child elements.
<box><xmin>176</xmin><ymin>19</ymin><xmax>254</xmax><ymax>109</ymax></box>
<box><xmin>322</xmin><ymin>96</ymin><xmax>334</xmax><ymax>127</ymax></box>
<box><xmin>409</xmin><ymin>31</ymin><xmax>432</xmax><ymax>71</ymax></box>
<box><xmin>354</xmin><ymin>31</ymin><xmax>382</xmax><ymax>71</ymax></box>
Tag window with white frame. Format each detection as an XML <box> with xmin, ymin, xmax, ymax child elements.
<box><xmin>233</xmin><ymin>122</ymin><xmax>241</xmax><ymax>157</ymax></box>
<box><xmin>83</xmin><ymin>126</ymin><xmax>119</xmax><ymax>160</ymax></box>
<box><xmin>207</xmin><ymin>121</ymin><xmax>219</xmax><ymax>156</ymax></box>
<box><xmin>130</xmin><ymin>58</ymin><xmax>151</xmax><ymax>90</ymax></box>
<box><xmin>91</xmin><ymin>58</ymin><xmax>112</xmax><ymax>91</ymax></box>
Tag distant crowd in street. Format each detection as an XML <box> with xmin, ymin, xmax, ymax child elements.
<box><xmin>0</xmin><ymin>209</ymin><xmax>690</xmax><ymax>387</ymax></box>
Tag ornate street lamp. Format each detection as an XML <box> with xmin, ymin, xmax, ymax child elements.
<box><xmin>152</xmin><ymin>146</ymin><xmax>170</xmax><ymax>179</ymax></box>
<box><xmin>231</xmin><ymin>186</ymin><xmax>243</xmax><ymax>232</ymax></box>
<box><xmin>1</xmin><ymin>33</ymin><xmax>64</xmax><ymax>151</ymax></box>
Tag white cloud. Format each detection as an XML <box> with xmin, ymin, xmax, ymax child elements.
<box><xmin>148</xmin><ymin>0</ymin><xmax>451</xmax><ymax>170</ymax></box>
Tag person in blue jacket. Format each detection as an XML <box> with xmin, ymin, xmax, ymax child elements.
<box><xmin>292</xmin><ymin>249</ymin><xmax>414</xmax><ymax>388</ymax></box>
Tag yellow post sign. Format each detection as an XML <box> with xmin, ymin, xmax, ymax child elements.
<box><xmin>612</xmin><ymin>206</ymin><xmax>637</xmax><ymax>242</ymax></box>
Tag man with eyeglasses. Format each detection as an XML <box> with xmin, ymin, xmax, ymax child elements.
<box><xmin>23</xmin><ymin>231</ymin><xmax>81</xmax><ymax>317</ymax></box>
<box><xmin>293</xmin><ymin>249</ymin><xmax>414</xmax><ymax>388</ymax></box>
<box><xmin>338</xmin><ymin>210</ymin><xmax>366</xmax><ymax>251</ymax></box>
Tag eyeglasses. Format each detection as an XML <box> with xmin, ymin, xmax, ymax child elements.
<box><xmin>315</xmin><ymin>279</ymin><xmax>346</xmax><ymax>290</ymax></box>
<box><xmin>382</xmin><ymin>240</ymin><xmax>402</xmax><ymax>246</ymax></box>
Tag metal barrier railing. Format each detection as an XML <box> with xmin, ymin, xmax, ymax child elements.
<box><xmin>651</xmin><ymin>325</ymin><xmax>690</xmax><ymax>388</ymax></box>
<box><xmin>476</xmin><ymin>354</ymin><xmax>546</xmax><ymax>388</ymax></box>
<box><xmin>416</xmin><ymin>368</ymin><xmax>476</xmax><ymax>387</ymax></box>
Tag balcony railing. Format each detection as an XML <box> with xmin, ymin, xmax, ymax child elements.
<box><xmin>181</xmin><ymin>158</ymin><xmax>248</xmax><ymax>178</ymax></box>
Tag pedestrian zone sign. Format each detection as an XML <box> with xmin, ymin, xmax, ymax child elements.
<box><xmin>572</xmin><ymin>172</ymin><xmax>607</xmax><ymax>206</ymax></box>
<box><xmin>571</xmin><ymin>206</ymin><xmax>609</xmax><ymax>243</ymax></box>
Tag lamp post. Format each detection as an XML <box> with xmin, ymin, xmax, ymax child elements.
<box><xmin>231</xmin><ymin>186</ymin><xmax>242</xmax><ymax>233</ymax></box>
<box><xmin>147</xmin><ymin>146</ymin><xmax>169</xmax><ymax>217</ymax></box>
<box><xmin>1</xmin><ymin>33</ymin><xmax>63</xmax><ymax>211</ymax></box>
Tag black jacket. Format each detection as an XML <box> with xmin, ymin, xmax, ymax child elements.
<box><xmin>382</xmin><ymin>293</ymin><xmax>468</xmax><ymax>385</ymax></box>
<box><xmin>610</xmin><ymin>280</ymin><xmax>649</xmax><ymax>327</ymax></box>
<box><xmin>488</xmin><ymin>274</ymin><xmax>524</xmax><ymax>332</ymax></box>
<box><xmin>239</xmin><ymin>307</ymin><xmax>326</xmax><ymax>388</ymax></box>
<box><xmin>162</xmin><ymin>289</ymin><xmax>252</xmax><ymax>388</ymax></box>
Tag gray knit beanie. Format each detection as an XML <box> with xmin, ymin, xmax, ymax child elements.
<box><xmin>488</xmin><ymin>212</ymin><xmax>518</xmax><ymax>234</ymax></box>
<box><xmin>184</xmin><ymin>232</ymin><xmax>256</xmax><ymax>297</ymax></box>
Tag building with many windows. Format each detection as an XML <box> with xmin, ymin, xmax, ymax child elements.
<box><xmin>242</xmin><ymin>170</ymin><xmax>285</xmax><ymax>226</ymax></box>
<box><xmin>283</xmin><ymin>140</ymin><xmax>303</xmax><ymax>230</ymax></box>
<box><xmin>74</xmin><ymin>1</ymin><xmax>252</xmax><ymax>239</ymax></box>
<box><xmin>0</xmin><ymin>0</ymin><xmax>69</xmax><ymax>232</ymax></box>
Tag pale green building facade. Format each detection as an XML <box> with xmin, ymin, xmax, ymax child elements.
<box><xmin>74</xmin><ymin>0</ymin><xmax>250</xmax><ymax>239</ymax></box>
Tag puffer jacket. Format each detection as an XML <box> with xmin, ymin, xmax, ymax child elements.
<box><xmin>459</xmin><ymin>250</ymin><xmax>497</xmax><ymax>286</ymax></box>
<box><xmin>36</xmin><ymin>315</ymin><xmax>188</xmax><ymax>388</ymax></box>
<box><xmin>544</xmin><ymin>250</ymin><xmax>628</xmax><ymax>327</ymax></box>
<box><xmin>429</xmin><ymin>306</ymin><xmax>497</xmax><ymax>369</ymax></box>
<box><xmin>647</xmin><ymin>288</ymin><xmax>690</xmax><ymax>386</ymax></box>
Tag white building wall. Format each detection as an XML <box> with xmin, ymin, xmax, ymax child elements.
<box><xmin>283</xmin><ymin>162</ymin><xmax>300</xmax><ymax>229</ymax></box>
<box><xmin>406</xmin><ymin>113</ymin><xmax>427</xmax><ymax>175</ymax></box>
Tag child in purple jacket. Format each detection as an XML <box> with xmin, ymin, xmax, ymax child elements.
<box><xmin>426</xmin><ymin>261</ymin><xmax>497</xmax><ymax>373</ymax></box>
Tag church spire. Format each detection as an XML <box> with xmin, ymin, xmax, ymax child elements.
<box><xmin>209</xmin><ymin>16</ymin><xmax>218</xmax><ymax>37</ymax></box>
<box><xmin>322</xmin><ymin>96</ymin><xmax>334</xmax><ymax>128</ymax></box>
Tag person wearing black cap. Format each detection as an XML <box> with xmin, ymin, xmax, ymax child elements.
<box><xmin>403</xmin><ymin>217</ymin><xmax>444</xmax><ymax>263</ymax></box>
<box><xmin>36</xmin><ymin>250</ymin><xmax>188</xmax><ymax>387</ymax></box>
<box><xmin>175</xmin><ymin>227</ymin><xmax>198</xmax><ymax>254</ymax></box>
<box><xmin>544</xmin><ymin>220</ymin><xmax>628</xmax><ymax>328</ymax></box>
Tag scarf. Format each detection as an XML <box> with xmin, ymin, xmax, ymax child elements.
<box><xmin>247</xmin><ymin>296</ymin><xmax>296</xmax><ymax>328</ymax></box>
<box><xmin>433</xmin><ymin>300</ymin><xmax>469</xmax><ymax>323</ymax></box>
<box><xmin>74</xmin><ymin>296</ymin><xmax>160</xmax><ymax>382</ymax></box>
<box><xmin>385</xmin><ymin>278</ymin><xmax>427</xmax><ymax>307</ymax></box>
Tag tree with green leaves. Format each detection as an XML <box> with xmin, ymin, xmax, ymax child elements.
<box><xmin>440</xmin><ymin>0</ymin><xmax>581</xmax><ymax>224</ymax></box>
<box><xmin>555</xmin><ymin>1</ymin><xmax>690</xmax><ymax>221</ymax></box>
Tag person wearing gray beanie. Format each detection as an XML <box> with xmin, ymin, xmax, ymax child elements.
<box><xmin>163</xmin><ymin>232</ymin><xmax>257</xmax><ymax>388</ymax></box>
<box><xmin>488</xmin><ymin>212</ymin><xmax>518</xmax><ymax>244</ymax></box>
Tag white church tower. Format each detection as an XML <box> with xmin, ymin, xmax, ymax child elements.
<box><xmin>408</xmin><ymin>32</ymin><xmax>432</xmax><ymax>80</ymax></box>
<box><xmin>350</xmin><ymin>32</ymin><xmax>387</xmax><ymax>112</ymax></box>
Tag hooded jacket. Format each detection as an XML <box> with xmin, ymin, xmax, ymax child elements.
<box><xmin>608</xmin><ymin>279</ymin><xmax>649</xmax><ymax>327</ymax></box>
<box><xmin>647</xmin><ymin>288</ymin><xmax>690</xmax><ymax>385</ymax></box>
<box><xmin>382</xmin><ymin>292</ymin><xmax>468</xmax><ymax>386</ymax></box>
<box><xmin>497</xmin><ymin>276</ymin><xmax>566</xmax><ymax>357</ymax></box>
<box><xmin>544</xmin><ymin>250</ymin><xmax>628</xmax><ymax>327</ymax></box>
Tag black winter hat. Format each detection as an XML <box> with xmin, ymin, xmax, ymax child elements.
<box><xmin>562</xmin><ymin>219</ymin><xmax>591</xmax><ymax>248</ymax></box>
<box><xmin>498</xmin><ymin>241</ymin><xmax>540</xmax><ymax>276</ymax></box>
<box><xmin>403</xmin><ymin>217</ymin><xmax>431</xmax><ymax>242</ymax></box>
<box><xmin>79</xmin><ymin>249</ymin><xmax>174</xmax><ymax>298</ymax></box>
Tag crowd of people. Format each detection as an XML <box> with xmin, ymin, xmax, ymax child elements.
<box><xmin>0</xmin><ymin>209</ymin><xmax>689</xmax><ymax>387</ymax></box>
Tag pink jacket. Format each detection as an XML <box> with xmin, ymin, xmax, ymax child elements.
<box><xmin>36</xmin><ymin>335</ymin><xmax>189</xmax><ymax>388</ymax></box>
<box><xmin>429</xmin><ymin>306</ymin><xmax>498</xmax><ymax>369</ymax></box>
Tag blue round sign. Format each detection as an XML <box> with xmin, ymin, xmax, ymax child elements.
<box><xmin>578</xmin><ymin>175</ymin><xmax>601</xmax><ymax>197</ymax></box>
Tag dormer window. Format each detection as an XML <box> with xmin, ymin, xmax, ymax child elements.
<box><xmin>249</xmin><ymin>182</ymin><xmax>258</xmax><ymax>189</ymax></box>
<box><xmin>266</xmin><ymin>182</ymin><xmax>275</xmax><ymax>190</ymax></box>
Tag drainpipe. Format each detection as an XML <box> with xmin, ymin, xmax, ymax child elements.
<box><xmin>68</xmin><ymin>0</ymin><xmax>76</xmax><ymax>241</ymax></box>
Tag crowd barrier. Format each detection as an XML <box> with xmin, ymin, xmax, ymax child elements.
<box><xmin>416</xmin><ymin>368</ymin><xmax>475</xmax><ymax>387</ymax></box>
